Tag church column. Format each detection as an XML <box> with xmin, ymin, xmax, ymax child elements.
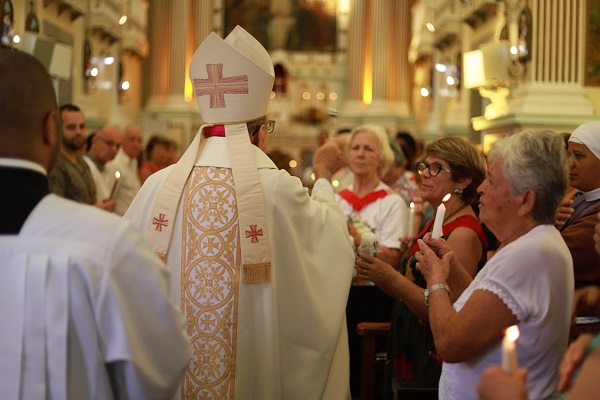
<box><xmin>192</xmin><ymin>0</ymin><xmax>212</xmax><ymax>49</ymax></box>
<box><xmin>422</xmin><ymin>50</ymin><xmax>443</xmax><ymax>139</ymax></box>
<box><xmin>146</xmin><ymin>0</ymin><xmax>171</xmax><ymax>109</ymax></box>
<box><xmin>185</xmin><ymin>1</ymin><xmax>212</xmax><ymax>106</ymax></box>
<box><xmin>163</xmin><ymin>0</ymin><xmax>189</xmax><ymax>110</ymax></box>
<box><xmin>391</xmin><ymin>0</ymin><xmax>412</xmax><ymax>118</ymax></box>
<box><xmin>369</xmin><ymin>0</ymin><xmax>393</xmax><ymax>112</ymax></box>
<box><xmin>443</xmin><ymin>23</ymin><xmax>473</xmax><ymax>138</ymax></box>
<box><xmin>507</xmin><ymin>0</ymin><xmax>592</xmax><ymax>116</ymax></box>
<box><xmin>343</xmin><ymin>0</ymin><xmax>367</xmax><ymax>116</ymax></box>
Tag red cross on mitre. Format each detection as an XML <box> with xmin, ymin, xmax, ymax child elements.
<box><xmin>153</xmin><ymin>213</ymin><xmax>168</xmax><ymax>232</ymax></box>
<box><xmin>245</xmin><ymin>224</ymin><xmax>263</xmax><ymax>243</ymax></box>
<box><xmin>193</xmin><ymin>63</ymin><xmax>248</xmax><ymax>108</ymax></box>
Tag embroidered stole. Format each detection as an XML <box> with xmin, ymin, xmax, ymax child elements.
<box><xmin>338</xmin><ymin>189</ymin><xmax>388</xmax><ymax>211</ymax></box>
<box><xmin>180</xmin><ymin>166</ymin><xmax>240</xmax><ymax>399</ymax></box>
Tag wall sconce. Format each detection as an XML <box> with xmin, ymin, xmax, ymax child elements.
<box><xmin>464</xmin><ymin>42</ymin><xmax>514</xmax><ymax>119</ymax></box>
<box><xmin>103</xmin><ymin>51</ymin><xmax>115</xmax><ymax>65</ymax></box>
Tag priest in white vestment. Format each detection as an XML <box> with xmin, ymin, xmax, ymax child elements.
<box><xmin>105</xmin><ymin>126</ymin><xmax>143</xmax><ymax>214</ymax></box>
<box><xmin>125</xmin><ymin>26</ymin><xmax>355</xmax><ymax>400</ymax></box>
<box><xmin>83</xmin><ymin>125</ymin><xmax>123</xmax><ymax>210</ymax></box>
<box><xmin>0</xmin><ymin>49</ymin><xmax>191</xmax><ymax>400</ymax></box>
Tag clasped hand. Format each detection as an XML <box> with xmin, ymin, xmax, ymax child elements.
<box><xmin>414</xmin><ymin>232</ymin><xmax>454</xmax><ymax>285</ymax></box>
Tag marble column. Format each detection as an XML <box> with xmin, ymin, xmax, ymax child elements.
<box><xmin>163</xmin><ymin>0</ymin><xmax>189</xmax><ymax>110</ymax></box>
<box><xmin>192</xmin><ymin>0</ymin><xmax>212</xmax><ymax>49</ymax></box>
<box><xmin>507</xmin><ymin>0</ymin><xmax>592</xmax><ymax>116</ymax></box>
<box><xmin>391</xmin><ymin>0</ymin><xmax>412</xmax><ymax>118</ymax></box>
<box><xmin>146</xmin><ymin>0</ymin><xmax>171</xmax><ymax>109</ymax></box>
<box><xmin>369</xmin><ymin>0</ymin><xmax>392</xmax><ymax>111</ymax></box>
<box><xmin>343</xmin><ymin>0</ymin><xmax>367</xmax><ymax>116</ymax></box>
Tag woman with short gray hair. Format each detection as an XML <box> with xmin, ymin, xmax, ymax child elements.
<box><xmin>416</xmin><ymin>129</ymin><xmax>573</xmax><ymax>399</ymax></box>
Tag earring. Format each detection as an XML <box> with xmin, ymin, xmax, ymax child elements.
<box><xmin>453</xmin><ymin>187</ymin><xmax>463</xmax><ymax>195</ymax></box>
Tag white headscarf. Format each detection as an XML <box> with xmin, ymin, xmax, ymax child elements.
<box><xmin>569</xmin><ymin>121</ymin><xmax>600</xmax><ymax>160</ymax></box>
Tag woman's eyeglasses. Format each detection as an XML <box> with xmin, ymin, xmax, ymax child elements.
<box><xmin>416</xmin><ymin>161</ymin><xmax>451</xmax><ymax>177</ymax></box>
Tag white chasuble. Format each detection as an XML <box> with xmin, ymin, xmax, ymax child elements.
<box><xmin>125</xmin><ymin>137</ymin><xmax>355</xmax><ymax>400</ymax></box>
<box><xmin>181</xmin><ymin>166</ymin><xmax>240</xmax><ymax>399</ymax></box>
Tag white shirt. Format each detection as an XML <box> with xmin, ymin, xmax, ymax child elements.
<box><xmin>105</xmin><ymin>148</ymin><xmax>142</xmax><ymax>214</ymax></box>
<box><xmin>583</xmin><ymin>187</ymin><xmax>600</xmax><ymax>202</ymax></box>
<box><xmin>125</xmin><ymin>136</ymin><xmax>355</xmax><ymax>400</ymax></box>
<box><xmin>439</xmin><ymin>224</ymin><xmax>573</xmax><ymax>400</ymax></box>
<box><xmin>0</xmin><ymin>158</ymin><xmax>46</xmax><ymax>174</ymax></box>
<box><xmin>336</xmin><ymin>182</ymin><xmax>408</xmax><ymax>249</ymax></box>
<box><xmin>83</xmin><ymin>155</ymin><xmax>112</xmax><ymax>201</ymax></box>
<box><xmin>0</xmin><ymin>194</ymin><xmax>191</xmax><ymax>399</ymax></box>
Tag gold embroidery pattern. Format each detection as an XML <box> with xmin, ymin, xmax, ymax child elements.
<box><xmin>181</xmin><ymin>167</ymin><xmax>240</xmax><ymax>399</ymax></box>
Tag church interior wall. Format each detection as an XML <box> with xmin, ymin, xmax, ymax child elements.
<box><xmin>5</xmin><ymin>0</ymin><xmax>600</xmax><ymax>169</ymax></box>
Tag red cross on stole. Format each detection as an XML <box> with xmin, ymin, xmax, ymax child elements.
<box><xmin>193</xmin><ymin>63</ymin><xmax>249</xmax><ymax>108</ymax></box>
<box><xmin>245</xmin><ymin>224</ymin><xmax>263</xmax><ymax>243</ymax></box>
<box><xmin>152</xmin><ymin>213</ymin><xmax>168</xmax><ymax>231</ymax></box>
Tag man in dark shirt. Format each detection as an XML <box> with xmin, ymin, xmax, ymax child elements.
<box><xmin>48</xmin><ymin>104</ymin><xmax>115</xmax><ymax>211</ymax></box>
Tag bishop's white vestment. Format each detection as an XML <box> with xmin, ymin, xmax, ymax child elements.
<box><xmin>0</xmin><ymin>194</ymin><xmax>191</xmax><ymax>399</ymax></box>
<box><xmin>125</xmin><ymin>137</ymin><xmax>355</xmax><ymax>400</ymax></box>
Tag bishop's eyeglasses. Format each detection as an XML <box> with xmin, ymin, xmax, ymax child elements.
<box><xmin>416</xmin><ymin>161</ymin><xmax>451</xmax><ymax>177</ymax></box>
<box><xmin>251</xmin><ymin>120</ymin><xmax>276</xmax><ymax>136</ymax></box>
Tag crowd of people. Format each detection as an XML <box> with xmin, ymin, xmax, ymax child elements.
<box><xmin>44</xmin><ymin>103</ymin><xmax>179</xmax><ymax>216</ymax></box>
<box><xmin>2</xmin><ymin>26</ymin><xmax>600</xmax><ymax>400</ymax></box>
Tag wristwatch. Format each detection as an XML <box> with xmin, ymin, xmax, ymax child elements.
<box><xmin>422</xmin><ymin>283</ymin><xmax>450</xmax><ymax>306</ymax></box>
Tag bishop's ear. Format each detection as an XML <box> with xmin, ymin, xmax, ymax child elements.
<box><xmin>255</xmin><ymin>124</ymin><xmax>269</xmax><ymax>151</ymax></box>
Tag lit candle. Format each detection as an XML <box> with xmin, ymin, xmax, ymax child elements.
<box><xmin>408</xmin><ymin>202</ymin><xmax>416</xmax><ymax>238</ymax></box>
<box><xmin>109</xmin><ymin>171</ymin><xmax>121</xmax><ymax>198</ymax></box>
<box><xmin>431</xmin><ymin>193</ymin><xmax>451</xmax><ymax>239</ymax></box>
<box><xmin>502</xmin><ymin>325</ymin><xmax>520</xmax><ymax>373</ymax></box>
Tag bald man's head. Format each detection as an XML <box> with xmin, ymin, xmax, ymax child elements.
<box><xmin>0</xmin><ymin>49</ymin><xmax>60</xmax><ymax>168</ymax></box>
<box><xmin>89</xmin><ymin>125</ymin><xmax>122</xmax><ymax>166</ymax></box>
<box><xmin>122</xmin><ymin>126</ymin><xmax>143</xmax><ymax>159</ymax></box>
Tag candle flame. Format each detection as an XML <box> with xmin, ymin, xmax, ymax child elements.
<box><xmin>506</xmin><ymin>325</ymin><xmax>519</xmax><ymax>342</ymax></box>
<box><xmin>115</xmin><ymin>171</ymin><xmax>121</xmax><ymax>179</ymax></box>
<box><xmin>442</xmin><ymin>193</ymin><xmax>451</xmax><ymax>202</ymax></box>
<box><xmin>410</xmin><ymin>202</ymin><xmax>415</xmax><ymax>209</ymax></box>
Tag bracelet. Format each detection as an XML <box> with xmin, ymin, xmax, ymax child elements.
<box><xmin>422</xmin><ymin>283</ymin><xmax>450</xmax><ymax>306</ymax></box>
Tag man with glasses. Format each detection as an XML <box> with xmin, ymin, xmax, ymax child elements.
<box><xmin>125</xmin><ymin>26</ymin><xmax>355</xmax><ymax>399</ymax></box>
<box><xmin>48</xmin><ymin>104</ymin><xmax>114</xmax><ymax>211</ymax></box>
<box><xmin>105</xmin><ymin>125</ymin><xmax>143</xmax><ymax>215</ymax></box>
<box><xmin>83</xmin><ymin>125</ymin><xmax>122</xmax><ymax>212</ymax></box>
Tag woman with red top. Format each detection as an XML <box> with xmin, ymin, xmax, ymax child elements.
<box><xmin>138</xmin><ymin>135</ymin><xmax>174</xmax><ymax>184</ymax></box>
<box><xmin>355</xmin><ymin>137</ymin><xmax>488</xmax><ymax>398</ymax></box>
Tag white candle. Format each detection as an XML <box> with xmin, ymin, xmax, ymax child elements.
<box><xmin>358</xmin><ymin>231</ymin><xmax>378</xmax><ymax>256</ymax></box>
<box><xmin>408</xmin><ymin>202</ymin><xmax>416</xmax><ymax>238</ymax></box>
<box><xmin>502</xmin><ymin>325</ymin><xmax>520</xmax><ymax>373</ymax></box>
<box><xmin>109</xmin><ymin>171</ymin><xmax>121</xmax><ymax>198</ymax></box>
<box><xmin>431</xmin><ymin>193</ymin><xmax>451</xmax><ymax>239</ymax></box>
